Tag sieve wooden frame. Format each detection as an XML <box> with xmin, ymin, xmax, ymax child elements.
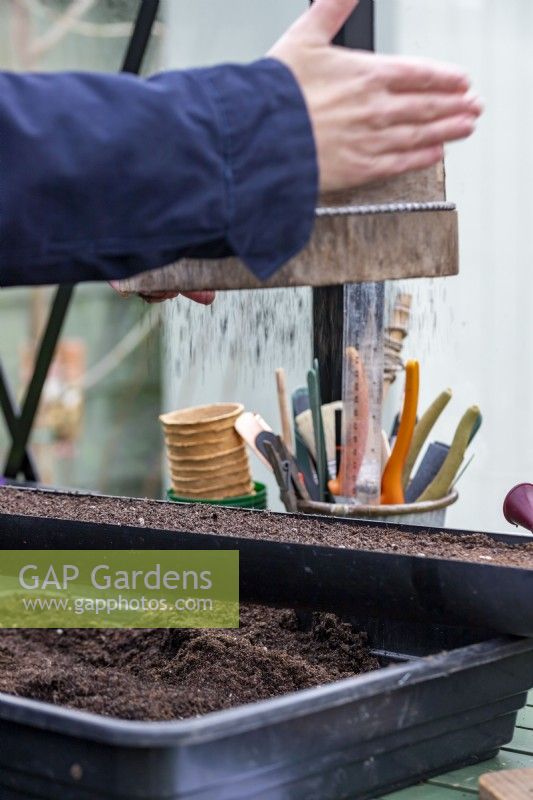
<box><xmin>116</xmin><ymin>163</ymin><xmax>459</xmax><ymax>293</ymax></box>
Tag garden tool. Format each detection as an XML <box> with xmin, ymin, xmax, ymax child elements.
<box><xmin>307</xmin><ymin>364</ymin><xmax>329</xmax><ymax>501</ymax></box>
<box><xmin>335</xmin><ymin>407</ymin><xmax>343</xmax><ymax>475</ymax></box>
<box><xmin>381</xmin><ymin>360</ymin><xmax>420</xmax><ymax>505</ymax></box>
<box><xmin>262</xmin><ymin>435</ymin><xmax>310</xmax><ymax>511</ymax></box>
<box><xmin>264</xmin><ymin>441</ymin><xmax>297</xmax><ymax>512</ymax></box>
<box><xmin>468</xmin><ymin>411</ymin><xmax>483</xmax><ymax>444</ymax></box>
<box><xmin>294</xmin><ymin>431</ymin><xmax>319</xmax><ymax>500</ymax></box>
<box><xmin>255</xmin><ymin>431</ymin><xmax>309</xmax><ymax>501</ymax></box>
<box><xmin>291</xmin><ymin>387</ymin><xmax>319</xmax><ymax>499</ymax></box>
<box><xmin>275</xmin><ymin>368</ymin><xmax>293</xmax><ymax>454</ymax></box>
<box><xmin>405</xmin><ymin>441</ymin><xmax>450</xmax><ymax>503</ymax></box>
<box><xmin>235</xmin><ymin>412</ymin><xmax>272</xmax><ymax>469</ymax></box>
<box><xmin>406</xmin><ymin>407</ymin><xmax>481</xmax><ymax>502</ymax></box>
<box><xmin>416</xmin><ymin>405</ymin><xmax>481</xmax><ymax>502</ymax></box>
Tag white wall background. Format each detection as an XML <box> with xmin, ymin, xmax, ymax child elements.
<box><xmin>162</xmin><ymin>1</ymin><xmax>533</xmax><ymax>532</ymax></box>
<box><xmin>378</xmin><ymin>0</ymin><xmax>533</xmax><ymax>533</ymax></box>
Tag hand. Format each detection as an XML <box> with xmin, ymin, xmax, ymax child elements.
<box><xmin>109</xmin><ymin>282</ymin><xmax>215</xmax><ymax>306</ymax></box>
<box><xmin>269</xmin><ymin>0</ymin><xmax>482</xmax><ymax>192</ymax></box>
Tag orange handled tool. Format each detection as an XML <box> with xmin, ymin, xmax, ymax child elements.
<box><xmin>381</xmin><ymin>360</ymin><xmax>419</xmax><ymax>505</ymax></box>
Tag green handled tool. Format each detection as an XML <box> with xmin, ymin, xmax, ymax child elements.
<box><xmin>307</xmin><ymin>365</ymin><xmax>329</xmax><ymax>502</ymax></box>
<box><xmin>417</xmin><ymin>405</ymin><xmax>481</xmax><ymax>502</ymax></box>
<box><xmin>292</xmin><ymin>387</ymin><xmax>319</xmax><ymax>500</ymax></box>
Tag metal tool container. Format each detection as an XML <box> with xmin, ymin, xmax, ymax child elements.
<box><xmin>297</xmin><ymin>490</ymin><xmax>459</xmax><ymax>527</ymax></box>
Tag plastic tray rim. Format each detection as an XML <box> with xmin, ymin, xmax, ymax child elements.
<box><xmin>0</xmin><ymin>634</ymin><xmax>529</xmax><ymax>749</ymax></box>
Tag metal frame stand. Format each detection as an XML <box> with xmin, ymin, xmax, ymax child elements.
<box><xmin>312</xmin><ymin>0</ymin><xmax>375</xmax><ymax>404</ymax></box>
<box><xmin>0</xmin><ymin>0</ymin><xmax>160</xmax><ymax>481</ymax></box>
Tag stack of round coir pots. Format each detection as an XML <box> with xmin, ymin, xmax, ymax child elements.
<box><xmin>160</xmin><ymin>403</ymin><xmax>253</xmax><ymax>500</ymax></box>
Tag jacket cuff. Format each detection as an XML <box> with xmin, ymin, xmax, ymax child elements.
<box><xmin>204</xmin><ymin>58</ymin><xmax>318</xmax><ymax>281</ymax></box>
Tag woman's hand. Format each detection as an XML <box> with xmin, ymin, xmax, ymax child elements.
<box><xmin>138</xmin><ymin>290</ymin><xmax>215</xmax><ymax>306</ymax></box>
<box><xmin>269</xmin><ymin>0</ymin><xmax>482</xmax><ymax>192</ymax></box>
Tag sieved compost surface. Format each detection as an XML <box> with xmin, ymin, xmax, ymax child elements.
<box><xmin>0</xmin><ymin>606</ymin><xmax>378</xmax><ymax>721</ymax></box>
<box><xmin>1</xmin><ymin>487</ymin><xmax>533</xmax><ymax>568</ymax></box>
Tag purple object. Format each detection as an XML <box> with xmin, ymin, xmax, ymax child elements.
<box><xmin>0</xmin><ymin>477</ymin><xmax>6</xmax><ymax>486</ymax></box>
<box><xmin>503</xmin><ymin>483</ymin><xmax>533</xmax><ymax>533</ymax></box>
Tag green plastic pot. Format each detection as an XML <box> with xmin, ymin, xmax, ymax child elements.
<box><xmin>167</xmin><ymin>481</ymin><xmax>267</xmax><ymax>510</ymax></box>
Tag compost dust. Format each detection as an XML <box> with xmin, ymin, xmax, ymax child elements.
<box><xmin>0</xmin><ymin>606</ymin><xmax>378</xmax><ymax>721</ymax></box>
<box><xmin>1</xmin><ymin>487</ymin><xmax>533</xmax><ymax>568</ymax></box>
<box><xmin>163</xmin><ymin>287</ymin><xmax>311</xmax><ymax>381</ymax></box>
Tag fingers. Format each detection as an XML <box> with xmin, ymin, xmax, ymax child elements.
<box><xmin>269</xmin><ymin>0</ymin><xmax>479</xmax><ymax>194</ymax></box>
<box><xmin>117</xmin><ymin>287</ymin><xmax>215</xmax><ymax>305</ymax></box>
<box><xmin>293</xmin><ymin>0</ymin><xmax>359</xmax><ymax>44</ymax></box>
<box><xmin>108</xmin><ymin>280</ymin><xmax>131</xmax><ymax>297</ymax></box>
<box><xmin>375</xmin><ymin>145</ymin><xmax>445</xmax><ymax>181</ymax></box>
<box><xmin>381</xmin><ymin>56</ymin><xmax>470</xmax><ymax>94</ymax></box>
<box><xmin>139</xmin><ymin>290</ymin><xmax>216</xmax><ymax>305</ymax></box>
<box><xmin>373</xmin><ymin>91</ymin><xmax>482</xmax><ymax>128</ymax></box>
<box><xmin>181</xmin><ymin>291</ymin><xmax>216</xmax><ymax>306</ymax></box>
<box><xmin>139</xmin><ymin>291</ymin><xmax>181</xmax><ymax>304</ymax></box>
<box><xmin>372</xmin><ymin>114</ymin><xmax>478</xmax><ymax>155</ymax></box>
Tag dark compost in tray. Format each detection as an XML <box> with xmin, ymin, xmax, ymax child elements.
<box><xmin>0</xmin><ymin>607</ymin><xmax>378</xmax><ymax>721</ymax></box>
<box><xmin>1</xmin><ymin>486</ymin><xmax>533</xmax><ymax>567</ymax></box>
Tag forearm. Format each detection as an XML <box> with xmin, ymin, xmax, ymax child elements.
<box><xmin>0</xmin><ymin>60</ymin><xmax>318</xmax><ymax>287</ymax></box>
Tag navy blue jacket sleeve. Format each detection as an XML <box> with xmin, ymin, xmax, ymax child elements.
<box><xmin>0</xmin><ymin>58</ymin><xmax>317</xmax><ymax>287</ymax></box>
